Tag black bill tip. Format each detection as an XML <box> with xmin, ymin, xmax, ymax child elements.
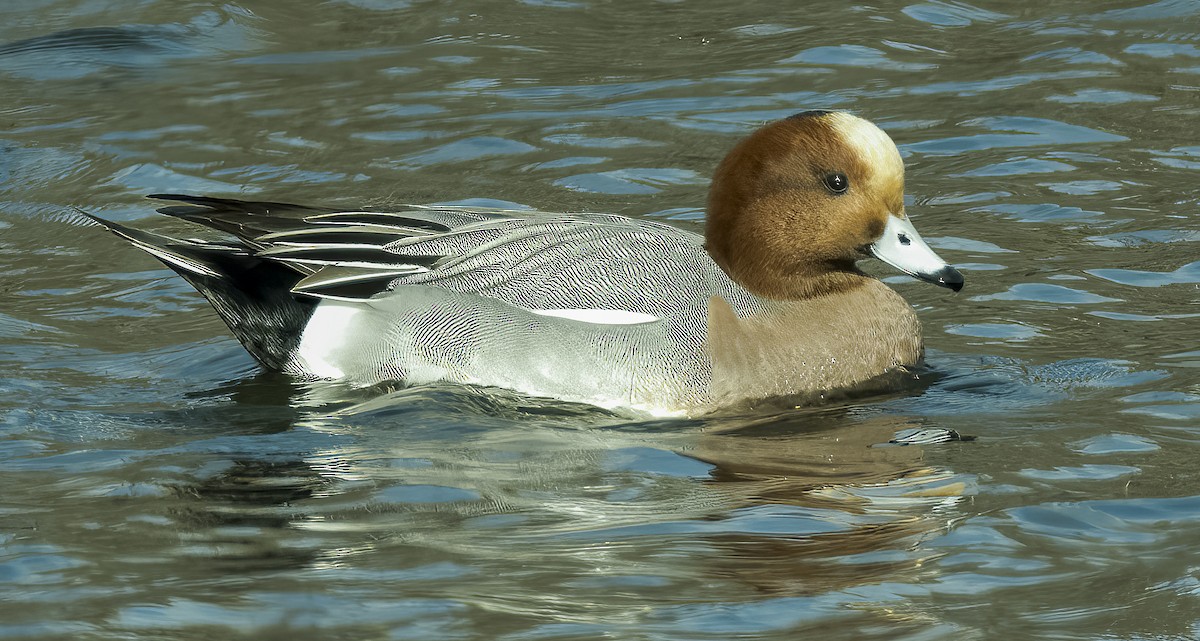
<box><xmin>928</xmin><ymin>265</ymin><xmax>964</xmax><ymax>292</ymax></box>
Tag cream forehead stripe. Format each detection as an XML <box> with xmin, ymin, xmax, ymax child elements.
<box><xmin>826</xmin><ymin>113</ymin><xmax>905</xmax><ymax>195</ymax></box>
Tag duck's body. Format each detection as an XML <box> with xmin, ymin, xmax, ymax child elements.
<box><xmin>85</xmin><ymin>111</ymin><xmax>961</xmax><ymax>416</ymax></box>
<box><xmin>290</xmin><ymin>209</ymin><xmax>756</xmax><ymax>414</ymax></box>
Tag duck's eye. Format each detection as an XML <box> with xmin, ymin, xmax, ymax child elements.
<box><xmin>823</xmin><ymin>172</ymin><xmax>849</xmax><ymax>195</ymax></box>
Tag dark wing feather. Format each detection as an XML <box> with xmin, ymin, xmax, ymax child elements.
<box><xmin>305</xmin><ymin>211</ymin><xmax>453</xmax><ymax>233</ymax></box>
<box><xmin>137</xmin><ymin>195</ymin><xmax>526</xmax><ymax>301</ymax></box>
<box><xmin>257</xmin><ymin>244</ymin><xmax>444</xmax><ymax>269</ymax></box>
<box><xmin>149</xmin><ymin>193</ymin><xmax>336</xmax><ymax>216</ymax></box>
<box><xmin>292</xmin><ymin>266</ymin><xmax>425</xmax><ymax>300</ymax></box>
<box><xmin>258</xmin><ymin>228</ymin><xmax>423</xmax><ymax>247</ymax></box>
<box><xmin>151</xmin><ymin>193</ymin><xmax>337</xmax><ymax>248</ymax></box>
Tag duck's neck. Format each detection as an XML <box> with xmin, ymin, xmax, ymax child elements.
<box><xmin>704</xmin><ymin>225</ymin><xmax>871</xmax><ymax>300</ymax></box>
<box><xmin>729</xmin><ymin>261</ymin><xmax>872</xmax><ymax>301</ymax></box>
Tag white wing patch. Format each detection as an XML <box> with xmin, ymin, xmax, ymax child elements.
<box><xmin>296</xmin><ymin>302</ymin><xmax>364</xmax><ymax>378</ymax></box>
<box><xmin>529</xmin><ymin>308</ymin><xmax>659</xmax><ymax>325</ymax></box>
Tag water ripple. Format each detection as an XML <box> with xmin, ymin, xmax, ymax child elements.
<box><xmin>2</xmin><ymin>1</ymin><xmax>1200</xmax><ymax>639</ymax></box>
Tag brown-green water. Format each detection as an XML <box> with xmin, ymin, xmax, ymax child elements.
<box><xmin>3</xmin><ymin>1</ymin><xmax>1199</xmax><ymax>639</ymax></box>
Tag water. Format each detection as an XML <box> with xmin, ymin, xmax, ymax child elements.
<box><xmin>2</xmin><ymin>1</ymin><xmax>1199</xmax><ymax>638</ymax></box>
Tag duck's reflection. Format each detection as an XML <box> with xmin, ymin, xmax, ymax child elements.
<box><xmin>169</xmin><ymin>379</ymin><xmax>970</xmax><ymax>600</ymax></box>
<box><xmin>683</xmin><ymin>412</ymin><xmax>966</xmax><ymax>595</ymax></box>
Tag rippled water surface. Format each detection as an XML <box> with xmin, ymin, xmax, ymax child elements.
<box><xmin>3</xmin><ymin>1</ymin><xmax>1200</xmax><ymax>639</ymax></box>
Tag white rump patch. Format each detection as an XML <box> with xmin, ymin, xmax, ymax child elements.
<box><xmin>530</xmin><ymin>308</ymin><xmax>659</xmax><ymax>325</ymax></box>
<box><xmin>296</xmin><ymin>302</ymin><xmax>363</xmax><ymax>378</ymax></box>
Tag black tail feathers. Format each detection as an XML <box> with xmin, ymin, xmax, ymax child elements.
<box><xmin>79</xmin><ymin>210</ymin><xmax>316</xmax><ymax>371</ymax></box>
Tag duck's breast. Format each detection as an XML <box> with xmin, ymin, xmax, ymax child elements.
<box><xmin>706</xmin><ymin>280</ymin><xmax>922</xmax><ymax>403</ymax></box>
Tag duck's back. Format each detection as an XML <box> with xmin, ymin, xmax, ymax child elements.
<box><xmin>378</xmin><ymin>213</ymin><xmax>762</xmax><ymax>320</ymax></box>
<box><xmin>293</xmin><ymin>212</ymin><xmax>767</xmax><ymax>414</ymax></box>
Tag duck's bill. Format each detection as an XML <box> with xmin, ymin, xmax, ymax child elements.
<box><xmin>868</xmin><ymin>215</ymin><xmax>964</xmax><ymax>292</ymax></box>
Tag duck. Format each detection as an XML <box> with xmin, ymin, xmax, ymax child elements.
<box><xmin>83</xmin><ymin>110</ymin><xmax>963</xmax><ymax>416</ymax></box>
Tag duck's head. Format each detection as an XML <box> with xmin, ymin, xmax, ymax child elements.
<box><xmin>705</xmin><ymin>111</ymin><xmax>963</xmax><ymax>300</ymax></box>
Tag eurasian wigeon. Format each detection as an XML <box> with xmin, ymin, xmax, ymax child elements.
<box><xmin>84</xmin><ymin>110</ymin><xmax>963</xmax><ymax>416</ymax></box>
